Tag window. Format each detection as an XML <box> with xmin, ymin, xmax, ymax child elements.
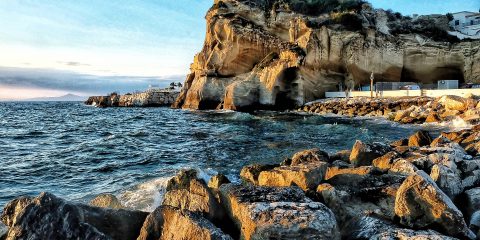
<box><xmin>455</xmin><ymin>20</ymin><xmax>460</xmax><ymax>26</ymax></box>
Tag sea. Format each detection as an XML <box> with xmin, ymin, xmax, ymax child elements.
<box><xmin>0</xmin><ymin>101</ymin><xmax>466</xmax><ymax>212</ymax></box>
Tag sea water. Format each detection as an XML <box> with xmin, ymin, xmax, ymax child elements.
<box><xmin>0</xmin><ymin>101</ymin><xmax>453</xmax><ymax>211</ymax></box>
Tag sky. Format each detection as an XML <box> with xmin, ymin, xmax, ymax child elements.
<box><xmin>0</xmin><ymin>0</ymin><xmax>479</xmax><ymax>99</ymax></box>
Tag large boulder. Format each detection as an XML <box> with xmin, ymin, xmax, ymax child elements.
<box><xmin>257</xmin><ymin>162</ymin><xmax>328</xmax><ymax>190</ymax></box>
<box><xmin>1</xmin><ymin>192</ymin><xmax>148</xmax><ymax>240</ymax></box>
<box><xmin>137</xmin><ymin>206</ymin><xmax>233</xmax><ymax>240</ymax></box>
<box><xmin>350</xmin><ymin>141</ymin><xmax>391</xmax><ymax>167</ymax></box>
<box><xmin>208</xmin><ymin>174</ymin><xmax>231</xmax><ymax>189</ymax></box>
<box><xmin>465</xmin><ymin>188</ymin><xmax>480</xmax><ymax>220</ymax></box>
<box><xmin>408</xmin><ymin>130</ymin><xmax>433</xmax><ymax>147</ymax></box>
<box><xmin>90</xmin><ymin>193</ymin><xmax>124</xmax><ymax>209</ymax></box>
<box><xmin>219</xmin><ymin>184</ymin><xmax>340</xmax><ymax>240</ymax></box>
<box><xmin>162</xmin><ymin>170</ymin><xmax>227</xmax><ymax>225</ymax></box>
<box><xmin>439</xmin><ymin>95</ymin><xmax>468</xmax><ymax>111</ymax></box>
<box><xmin>394</xmin><ymin>171</ymin><xmax>475</xmax><ymax>239</ymax></box>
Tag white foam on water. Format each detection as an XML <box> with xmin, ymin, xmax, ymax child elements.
<box><xmin>118</xmin><ymin>176</ymin><xmax>171</xmax><ymax>212</ymax></box>
<box><xmin>426</xmin><ymin>117</ymin><xmax>473</xmax><ymax>131</ymax></box>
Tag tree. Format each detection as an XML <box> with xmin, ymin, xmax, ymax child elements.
<box><xmin>446</xmin><ymin>13</ymin><xmax>454</xmax><ymax>22</ymax></box>
<box><xmin>170</xmin><ymin>82</ymin><xmax>175</xmax><ymax>88</ymax></box>
<box><xmin>177</xmin><ymin>82</ymin><xmax>183</xmax><ymax>88</ymax></box>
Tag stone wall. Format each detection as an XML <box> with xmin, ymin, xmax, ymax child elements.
<box><xmin>85</xmin><ymin>90</ymin><xmax>180</xmax><ymax>107</ymax></box>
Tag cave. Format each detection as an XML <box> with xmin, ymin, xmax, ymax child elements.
<box><xmin>273</xmin><ymin>67</ymin><xmax>299</xmax><ymax>110</ymax></box>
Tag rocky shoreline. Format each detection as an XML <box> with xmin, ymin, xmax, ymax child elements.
<box><xmin>2</xmin><ymin>124</ymin><xmax>480</xmax><ymax>239</ymax></box>
<box><xmin>299</xmin><ymin>95</ymin><xmax>480</xmax><ymax>125</ymax></box>
<box><xmin>85</xmin><ymin>90</ymin><xmax>179</xmax><ymax>108</ymax></box>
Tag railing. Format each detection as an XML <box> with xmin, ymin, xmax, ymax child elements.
<box><xmin>325</xmin><ymin>89</ymin><xmax>480</xmax><ymax>98</ymax></box>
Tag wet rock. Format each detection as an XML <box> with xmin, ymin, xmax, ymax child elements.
<box><xmin>426</xmin><ymin>112</ymin><xmax>442</xmax><ymax>123</ymax></box>
<box><xmin>137</xmin><ymin>206</ymin><xmax>233</xmax><ymax>240</ymax></box>
<box><xmin>90</xmin><ymin>193</ymin><xmax>124</xmax><ymax>209</ymax></box>
<box><xmin>408</xmin><ymin>130</ymin><xmax>433</xmax><ymax>147</ymax></box>
<box><xmin>162</xmin><ymin>170</ymin><xmax>226</xmax><ymax>225</ymax></box>
<box><xmin>395</xmin><ymin>171</ymin><xmax>475</xmax><ymax>239</ymax></box>
<box><xmin>390</xmin><ymin>139</ymin><xmax>408</xmax><ymax>147</ymax></box>
<box><xmin>257</xmin><ymin>162</ymin><xmax>328</xmax><ymax>190</ymax></box>
<box><xmin>208</xmin><ymin>174</ymin><xmax>231</xmax><ymax>189</ymax></box>
<box><xmin>240</xmin><ymin>164</ymin><xmax>278</xmax><ymax>185</ymax></box>
<box><xmin>470</xmin><ymin>211</ymin><xmax>480</xmax><ymax>237</ymax></box>
<box><xmin>290</xmin><ymin>148</ymin><xmax>329</xmax><ymax>165</ymax></box>
<box><xmin>350</xmin><ymin>141</ymin><xmax>392</xmax><ymax>167</ymax></box>
<box><xmin>1</xmin><ymin>192</ymin><xmax>148</xmax><ymax>240</ymax></box>
<box><xmin>219</xmin><ymin>184</ymin><xmax>340</xmax><ymax>240</ymax></box>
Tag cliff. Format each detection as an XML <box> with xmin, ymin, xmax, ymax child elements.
<box><xmin>174</xmin><ymin>0</ymin><xmax>480</xmax><ymax>111</ymax></box>
<box><xmin>86</xmin><ymin>90</ymin><xmax>179</xmax><ymax>107</ymax></box>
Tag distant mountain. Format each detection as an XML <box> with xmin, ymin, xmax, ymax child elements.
<box><xmin>23</xmin><ymin>94</ymin><xmax>87</xmax><ymax>102</ymax></box>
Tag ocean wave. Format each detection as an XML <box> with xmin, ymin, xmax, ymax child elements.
<box><xmin>118</xmin><ymin>176</ymin><xmax>171</xmax><ymax>212</ymax></box>
<box><xmin>426</xmin><ymin>117</ymin><xmax>473</xmax><ymax>131</ymax></box>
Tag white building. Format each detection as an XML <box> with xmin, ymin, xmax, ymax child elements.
<box><xmin>450</xmin><ymin>11</ymin><xmax>480</xmax><ymax>37</ymax></box>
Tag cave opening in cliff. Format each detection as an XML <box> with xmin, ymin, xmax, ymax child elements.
<box><xmin>273</xmin><ymin>67</ymin><xmax>299</xmax><ymax>110</ymax></box>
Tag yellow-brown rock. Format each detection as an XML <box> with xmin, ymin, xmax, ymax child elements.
<box><xmin>394</xmin><ymin>170</ymin><xmax>475</xmax><ymax>239</ymax></box>
<box><xmin>257</xmin><ymin>162</ymin><xmax>328</xmax><ymax>190</ymax></box>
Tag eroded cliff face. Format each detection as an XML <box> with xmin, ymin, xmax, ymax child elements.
<box><xmin>174</xmin><ymin>0</ymin><xmax>480</xmax><ymax>111</ymax></box>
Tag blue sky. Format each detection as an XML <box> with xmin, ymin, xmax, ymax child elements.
<box><xmin>0</xmin><ymin>0</ymin><xmax>478</xmax><ymax>99</ymax></box>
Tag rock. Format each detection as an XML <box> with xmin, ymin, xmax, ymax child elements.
<box><xmin>208</xmin><ymin>174</ymin><xmax>231</xmax><ymax>189</ymax></box>
<box><xmin>219</xmin><ymin>184</ymin><xmax>340</xmax><ymax>240</ymax></box>
<box><xmin>330</xmin><ymin>149</ymin><xmax>352</xmax><ymax>162</ymax></box>
<box><xmin>350</xmin><ymin>140</ymin><xmax>391</xmax><ymax>167</ymax></box>
<box><xmin>240</xmin><ymin>164</ymin><xmax>278</xmax><ymax>185</ymax></box>
<box><xmin>322</xmin><ymin>173</ymin><xmax>404</xmax><ymax>226</ymax></box>
<box><xmin>290</xmin><ymin>148</ymin><xmax>329</xmax><ymax>165</ymax></box>
<box><xmin>257</xmin><ymin>162</ymin><xmax>328</xmax><ymax>190</ymax></box>
<box><xmin>372</xmin><ymin>151</ymin><xmax>401</xmax><ymax>171</ymax></box>
<box><xmin>470</xmin><ymin>211</ymin><xmax>480</xmax><ymax>236</ymax></box>
<box><xmin>430</xmin><ymin>164</ymin><xmax>463</xmax><ymax>199</ymax></box>
<box><xmin>343</xmin><ymin>216</ymin><xmax>456</xmax><ymax>240</ymax></box>
<box><xmin>137</xmin><ymin>206</ymin><xmax>233</xmax><ymax>240</ymax></box>
<box><xmin>90</xmin><ymin>193</ymin><xmax>124</xmax><ymax>209</ymax></box>
<box><xmin>390</xmin><ymin>139</ymin><xmax>408</xmax><ymax>147</ymax></box>
<box><xmin>426</xmin><ymin>112</ymin><xmax>442</xmax><ymax>123</ymax></box>
<box><xmin>440</xmin><ymin>95</ymin><xmax>468</xmax><ymax>111</ymax></box>
<box><xmin>388</xmin><ymin>159</ymin><xmax>418</xmax><ymax>175</ymax></box>
<box><xmin>0</xmin><ymin>222</ymin><xmax>7</xmax><ymax>240</ymax></box>
<box><xmin>1</xmin><ymin>192</ymin><xmax>148</xmax><ymax>240</ymax></box>
<box><xmin>408</xmin><ymin>130</ymin><xmax>433</xmax><ymax>147</ymax></box>
<box><xmin>465</xmin><ymin>188</ymin><xmax>480</xmax><ymax>220</ymax></box>
<box><xmin>394</xmin><ymin>171</ymin><xmax>475</xmax><ymax>239</ymax></box>
<box><xmin>325</xmin><ymin>166</ymin><xmax>372</xmax><ymax>180</ymax></box>
<box><xmin>162</xmin><ymin>170</ymin><xmax>227</xmax><ymax>225</ymax></box>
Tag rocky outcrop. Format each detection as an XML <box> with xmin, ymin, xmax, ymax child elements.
<box><xmin>1</xmin><ymin>192</ymin><xmax>148</xmax><ymax>240</ymax></box>
<box><xmin>174</xmin><ymin>0</ymin><xmax>480</xmax><ymax>111</ymax></box>
<box><xmin>86</xmin><ymin>90</ymin><xmax>179</xmax><ymax>108</ymax></box>
<box><xmin>300</xmin><ymin>95</ymin><xmax>480</xmax><ymax>125</ymax></box>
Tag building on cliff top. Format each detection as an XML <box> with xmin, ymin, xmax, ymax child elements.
<box><xmin>449</xmin><ymin>11</ymin><xmax>480</xmax><ymax>37</ymax></box>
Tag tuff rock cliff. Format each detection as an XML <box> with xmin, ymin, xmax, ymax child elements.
<box><xmin>173</xmin><ymin>0</ymin><xmax>480</xmax><ymax>111</ymax></box>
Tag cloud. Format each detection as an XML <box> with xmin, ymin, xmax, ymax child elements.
<box><xmin>0</xmin><ymin>66</ymin><xmax>185</xmax><ymax>97</ymax></box>
<box><xmin>57</xmin><ymin>61</ymin><xmax>91</xmax><ymax>67</ymax></box>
